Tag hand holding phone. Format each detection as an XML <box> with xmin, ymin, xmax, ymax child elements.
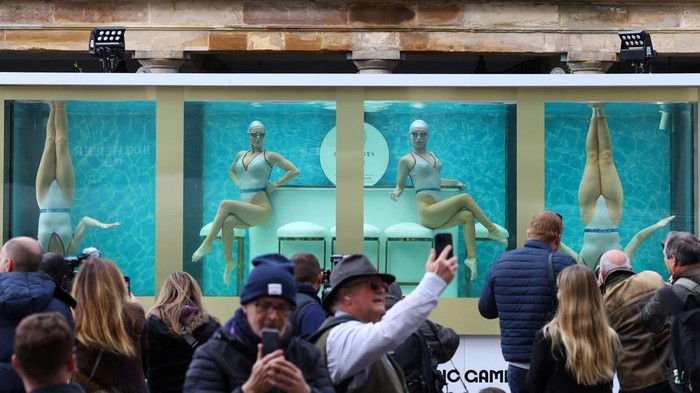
<box><xmin>434</xmin><ymin>233</ymin><xmax>454</xmax><ymax>259</ymax></box>
<box><xmin>428</xmin><ymin>233</ymin><xmax>457</xmax><ymax>285</ymax></box>
<box><xmin>261</xmin><ymin>328</ymin><xmax>280</xmax><ymax>355</ymax></box>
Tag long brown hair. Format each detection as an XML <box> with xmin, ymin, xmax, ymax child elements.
<box><xmin>148</xmin><ymin>271</ymin><xmax>209</xmax><ymax>336</ymax></box>
<box><xmin>71</xmin><ymin>258</ymin><xmax>136</xmax><ymax>357</ymax></box>
<box><xmin>543</xmin><ymin>264</ymin><xmax>620</xmax><ymax>385</ymax></box>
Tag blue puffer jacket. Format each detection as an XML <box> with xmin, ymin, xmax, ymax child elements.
<box><xmin>478</xmin><ymin>240</ymin><xmax>576</xmax><ymax>364</ymax></box>
<box><xmin>0</xmin><ymin>272</ymin><xmax>74</xmax><ymax>393</ymax></box>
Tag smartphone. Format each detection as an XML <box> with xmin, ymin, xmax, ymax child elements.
<box><xmin>261</xmin><ymin>328</ymin><xmax>280</xmax><ymax>355</ymax></box>
<box><xmin>124</xmin><ymin>276</ymin><xmax>131</xmax><ymax>294</ymax></box>
<box><xmin>434</xmin><ymin>233</ymin><xmax>454</xmax><ymax>259</ymax></box>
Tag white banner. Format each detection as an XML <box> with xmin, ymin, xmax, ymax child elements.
<box><xmin>437</xmin><ymin>335</ymin><xmax>509</xmax><ymax>393</ymax></box>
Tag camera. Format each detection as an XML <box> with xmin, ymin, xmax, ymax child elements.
<box><xmin>64</xmin><ymin>247</ymin><xmax>101</xmax><ymax>283</ymax></box>
<box><xmin>322</xmin><ymin>254</ymin><xmax>349</xmax><ymax>290</ymax></box>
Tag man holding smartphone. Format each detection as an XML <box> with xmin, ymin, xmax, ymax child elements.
<box><xmin>310</xmin><ymin>247</ymin><xmax>457</xmax><ymax>392</ymax></box>
<box><xmin>184</xmin><ymin>254</ymin><xmax>334</xmax><ymax>393</ymax></box>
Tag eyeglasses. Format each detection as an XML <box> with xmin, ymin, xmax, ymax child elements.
<box><xmin>346</xmin><ymin>279</ymin><xmax>388</xmax><ymax>292</ymax></box>
<box><xmin>252</xmin><ymin>301</ymin><xmax>294</xmax><ymax>316</ymax></box>
<box><xmin>248</xmin><ymin>132</ymin><xmax>266</xmax><ymax>138</ymax></box>
<box><xmin>409</xmin><ymin>131</ymin><xmax>429</xmax><ymax>138</ymax></box>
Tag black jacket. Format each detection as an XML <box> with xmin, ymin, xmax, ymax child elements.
<box><xmin>0</xmin><ymin>272</ymin><xmax>74</xmax><ymax>393</ymax></box>
<box><xmin>146</xmin><ymin>315</ymin><xmax>220</xmax><ymax>393</ymax></box>
<box><xmin>183</xmin><ymin>309</ymin><xmax>334</xmax><ymax>393</ymax></box>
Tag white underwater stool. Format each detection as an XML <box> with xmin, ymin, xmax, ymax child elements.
<box><xmin>199</xmin><ymin>222</ymin><xmax>247</xmax><ymax>293</ymax></box>
<box><xmin>384</xmin><ymin>222</ymin><xmax>434</xmax><ymax>287</ymax></box>
<box><xmin>277</xmin><ymin>221</ymin><xmax>328</xmax><ymax>263</ymax></box>
<box><xmin>330</xmin><ymin>224</ymin><xmax>381</xmax><ymax>269</ymax></box>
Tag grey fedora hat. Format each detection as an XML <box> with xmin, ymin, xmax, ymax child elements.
<box><xmin>322</xmin><ymin>254</ymin><xmax>395</xmax><ymax>312</ymax></box>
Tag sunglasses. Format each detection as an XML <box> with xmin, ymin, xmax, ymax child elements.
<box><xmin>248</xmin><ymin>132</ymin><xmax>266</xmax><ymax>138</ymax></box>
<box><xmin>346</xmin><ymin>279</ymin><xmax>388</xmax><ymax>292</ymax></box>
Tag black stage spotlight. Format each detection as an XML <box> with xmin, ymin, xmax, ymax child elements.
<box><xmin>618</xmin><ymin>30</ymin><xmax>655</xmax><ymax>73</ymax></box>
<box><xmin>88</xmin><ymin>26</ymin><xmax>127</xmax><ymax>73</ymax></box>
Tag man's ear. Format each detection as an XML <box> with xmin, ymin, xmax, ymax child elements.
<box><xmin>11</xmin><ymin>354</ymin><xmax>20</xmax><ymax>372</ymax></box>
<box><xmin>672</xmin><ymin>256</ymin><xmax>681</xmax><ymax>268</ymax></box>
<box><xmin>315</xmin><ymin>271</ymin><xmax>324</xmax><ymax>286</ymax></box>
<box><xmin>1</xmin><ymin>258</ymin><xmax>13</xmax><ymax>273</ymax></box>
<box><xmin>67</xmin><ymin>353</ymin><xmax>76</xmax><ymax>373</ymax></box>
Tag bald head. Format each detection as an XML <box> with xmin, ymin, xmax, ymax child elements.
<box><xmin>598</xmin><ymin>249</ymin><xmax>631</xmax><ymax>283</ymax></box>
<box><xmin>0</xmin><ymin>237</ymin><xmax>44</xmax><ymax>273</ymax></box>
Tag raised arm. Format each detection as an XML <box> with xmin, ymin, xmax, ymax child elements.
<box><xmin>66</xmin><ymin>216</ymin><xmax>121</xmax><ymax>255</ymax></box>
<box><xmin>623</xmin><ymin>215</ymin><xmax>675</xmax><ymax>261</ymax></box>
<box><xmin>265</xmin><ymin>151</ymin><xmax>300</xmax><ymax>193</ymax></box>
<box><xmin>390</xmin><ymin>155</ymin><xmax>411</xmax><ymax>201</ymax></box>
<box><xmin>440</xmin><ymin>178</ymin><xmax>465</xmax><ymax>190</ymax></box>
<box><xmin>557</xmin><ymin>242</ymin><xmax>585</xmax><ymax>265</ymax></box>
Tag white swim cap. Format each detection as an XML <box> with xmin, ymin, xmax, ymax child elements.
<box><xmin>409</xmin><ymin>119</ymin><xmax>429</xmax><ymax>133</ymax></box>
<box><xmin>248</xmin><ymin>120</ymin><xmax>265</xmax><ymax>132</ymax></box>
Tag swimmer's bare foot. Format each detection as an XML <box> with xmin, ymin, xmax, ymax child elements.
<box><xmin>590</xmin><ymin>102</ymin><xmax>606</xmax><ymax>117</ymax></box>
<box><xmin>487</xmin><ymin>227</ymin><xmax>508</xmax><ymax>247</ymax></box>
<box><xmin>223</xmin><ymin>262</ymin><xmax>234</xmax><ymax>285</ymax></box>
<box><xmin>465</xmin><ymin>257</ymin><xmax>477</xmax><ymax>281</ymax></box>
<box><xmin>192</xmin><ymin>243</ymin><xmax>212</xmax><ymax>262</ymax></box>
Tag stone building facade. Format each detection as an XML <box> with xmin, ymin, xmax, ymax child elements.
<box><xmin>1</xmin><ymin>1</ymin><xmax>699</xmax><ymax>73</ymax></box>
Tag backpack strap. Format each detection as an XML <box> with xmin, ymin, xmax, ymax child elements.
<box><xmin>182</xmin><ymin>333</ymin><xmax>199</xmax><ymax>348</ymax></box>
<box><xmin>413</xmin><ymin>329</ymin><xmax>438</xmax><ymax>393</ymax></box>
<box><xmin>308</xmin><ymin>314</ymin><xmax>360</xmax><ymax>393</ymax></box>
<box><xmin>547</xmin><ymin>252</ymin><xmax>555</xmax><ymax>285</ymax></box>
<box><xmin>308</xmin><ymin>314</ymin><xmax>359</xmax><ymax>343</ymax></box>
<box><xmin>675</xmin><ymin>278</ymin><xmax>700</xmax><ymax>295</ymax></box>
<box><xmin>658</xmin><ymin>285</ymin><xmax>685</xmax><ymax>316</ymax></box>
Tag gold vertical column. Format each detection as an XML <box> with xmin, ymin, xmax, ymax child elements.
<box><xmin>335</xmin><ymin>87</ymin><xmax>365</xmax><ymax>254</ymax></box>
<box><xmin>155</xmin><ymin>87</ymin><xmax>185</xmax><ymax>292</ymax></box>
<box><xmin>0</xmin><ymin>89</ymin><xmax>5</xmax><ymax>242</ymax></box>
<box><xmin>516</xmin><ymin>88</ymin><xmax>546</xmax><ymax>245</ymax></box>
<box><xmin>696</xmin><ymin>88</ymin><xmax>700</xmax><ymax>235</ymax></box>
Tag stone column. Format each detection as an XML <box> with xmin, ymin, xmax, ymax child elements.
<box><xmin>134</xmin><ymin>50</ymin><xmax>190</xmax><ymax>73</ymax></box>
<box><xmin>564</xmin><ymin>52</ymin><xmax>617</xmax><ymax>74</ymax></box>
<box><xmin>350</xmin><ymin>50</ymin><xmax>402</xmax><ymax>74</ymax></box>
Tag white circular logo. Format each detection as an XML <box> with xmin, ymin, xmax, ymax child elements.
<box><xmin>319</xmin><ymin>122</ymin><xmax>389</xmax><ymax>186</ymax></box>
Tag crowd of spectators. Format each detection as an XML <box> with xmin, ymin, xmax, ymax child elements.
<box><xmin>1</xmin><ymin>215</ymin><xmax>698</xmax><ymax>393</ymax></box>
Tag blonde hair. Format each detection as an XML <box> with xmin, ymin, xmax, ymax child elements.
<box><xmin>148</xmin><ymin>271</ymin><xmax>209</xmax><ymax>336</ymax></box>
<box><xmin>71</xmin><ymin>258</ymin><xmax>136</xmax><ymax>357</ymax></box>
<box><xmin>543</xmin><ymin>265</ymin><xmax>620</xmax><ymax>386</ymax></box>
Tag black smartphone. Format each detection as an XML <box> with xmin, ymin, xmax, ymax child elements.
<box><xmin>261</xmin><ymin>328</ymin><xmax>280</xmax><ymax>355</ymax></box>
<box><xmin>434</xmin><ymin>233</ymin><xmax>454</xmax><ymax>259</ymax></box>
<box><xmin>124</xmin><ymin>276</ymin><xmax>131</xmax><ymax>294</ymax></box>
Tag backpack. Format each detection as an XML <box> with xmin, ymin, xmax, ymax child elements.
<box><xmin>657</xmin><ymin>278</ymin><xmax>700</xmax><ymax>392</ymax></box>
<box><xmin>391</xmin><ymin>328</ymin><xmax>446</xmax><ymax>393</ymax></box>
<box><xmin>288</xmin><ymin>293</ymin><xmax>318</xmax><ymax>337</ymax></box>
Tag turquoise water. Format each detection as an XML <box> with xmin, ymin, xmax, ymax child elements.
<box><xmin>545</xmin><ymin>102</ymin><xmax>688</xmax><ymax>276</ymax></box>
<box><xmin>197</xmin><ymin>101</ymin><xmax>510</xmax><ymax>296</ymax></box>
<box><xmin>10</xmin><ymin>101</ymin><xmax>156</xmax><ymax>295</ymax></box>
<box><xmin>8</xmin><ymin>100</ymin><xmax>690</xmax><ymax>298</ymax></box>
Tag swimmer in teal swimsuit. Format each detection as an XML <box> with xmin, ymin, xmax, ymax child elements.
<box><xmin>390</xmin><ymin>119</ymin><xmax>507</xmax><ymax>281</ymax></box>
<box><xmin>192</xmin><ymin>120</ymin><xmax>300</xmax><ymax>284</ymax></box>
<box><xmin>559</xmin><ymin>103</ymin><xmax>674</xmax><ymax>268</ymax></box>
<box><xmin>36</xmin><ymin>101</ymin><xmax>121</xmax><ymax>255</ymax></box>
